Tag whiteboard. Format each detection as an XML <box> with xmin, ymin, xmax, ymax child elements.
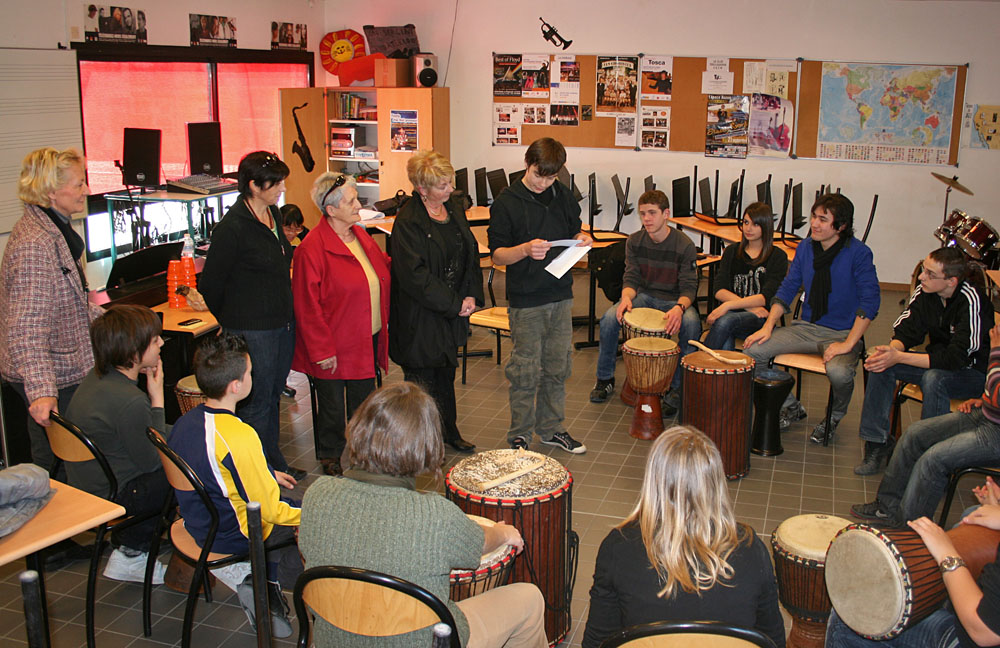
<box><xmin>0</xmin><ymin>48</ymin><xmax>83</xmax><ymax>234</ymax></box>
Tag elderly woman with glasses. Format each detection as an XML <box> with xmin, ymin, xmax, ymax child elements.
<box><xmin>389</xmin><ymin>150</ymin><xmax>484</xmax><ymax>453</ymax></box>
<box><xmin>200</xmin><ymin>151</ymin><xmax>304</xmax><ymax>480</ymax></box>
<box><xmin>291</xmin><ymin>172</ymin><xmax>389</xmax><ymax>476</ymax></box>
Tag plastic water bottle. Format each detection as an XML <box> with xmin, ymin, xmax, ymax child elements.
<box><xmin>181</xmin><ymin>233</ymin><xmax>195</xmax><ymax>258</ymax></box>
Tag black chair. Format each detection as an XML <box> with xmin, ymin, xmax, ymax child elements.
<box><xmin>246</xmin><ymin>502</ymin><xmax>272</xmax><ymax>647</ymax></box>
<box><xmin>600</xmin><ymin>620</ymin><xmax>778</xmax><ymax>648</ymax></box>
<box><xmin>293</xmin><ymin>565</ymin><xmax>460</xmax><ymax>648</ymax></box>
<box><xmin>46</xmin><ymin>411</ymin><xmax>162</xmax><ymax>648</ymax></box>
<box><xmin>939</xmin><ymin>466</ymin><xmax>1000</xmax><ymax>526</ymax></box>
<box><xmin>145</xmin><ymin>427</ymin><xmax>286</xmax><ymax>648</ymax></box>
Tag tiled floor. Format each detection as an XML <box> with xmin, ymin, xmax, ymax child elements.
<box><xmin>0</xmin><ymin>284</ymin><xmax>979</xmax><ymax>647</ymax></box>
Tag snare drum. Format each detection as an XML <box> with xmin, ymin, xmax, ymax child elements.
<box><xmin>934</xmin><ymin>208</ymin><xmax>969</xmax><ymax>244</ymax></box>
<box><xmin>771</xmin><ymin>514</ymin><xmax>852</xmax><ymax>648</ymax></box>
<box><xmin>622</xmin><ymin>337</ymin><xmax>680</xmax><ymax>440</ymax></box>
<box><xmin>445</xmin><ymin>450</ymin><xmax>576</xmax><ymax>646</ymax></box>
<box><xmin>174</xmin><ymin>375</ymin><xmax>206</xmax><ymax>415</ymax></box>
<box><xmin>954</xmin><ymin>216</ymin><xmax>1000</xmax><ymax>259</ymax></box>
<box><xmin>449</xmin><ymin>515</ymin><xmax>517</xmax><ymax>601</ymax></box>
<box><xmin>680</xmin><ymin>351</ymin><xmax>754</xmax><ymax>479</ymax></box>
<box><xmin>620</xmin><ymin>308</ymin><xmax>669</xmax><ymax>406</ymax></box>
<box><xmin>826</xmin><ymin>522</ymin><xmax>1000</xmax><ymax>639</ymax></box>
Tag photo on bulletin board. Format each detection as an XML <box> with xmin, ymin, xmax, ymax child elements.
<box><xmin>551</xmin><ymin>56</ymin><xmax>580</xmax><ymax>105</ymax></box>
<box><xmin>271</xmin><ymin>22</ymin><xmax>307</xmax><ymax>50</ymax></box>
<box><xmin>640</xmin><ymin>56</ymin><xmax>673</xmax><ymax>101</ymax></box>
<box><xmin>595</xmin><ymin>56</ymin><xmax>639</xmax><ymax>117</ymax></box>
<box><xmin>551</xmin><ymin>105</ymin><xmax>580</xmax><ymax>126</ymax></box>
<box><xmin>640</xmin><ymin>106</ymin><xmax>670</xmax><ymax>150</ymax></box>
<box><xmin>493</xmin><ymin>54</ymin><xmax>523</xmax><ymax>97</ymax></box>
<box><xmin>84</xmin><ymin>5</ymin><xmax>147</xmax><ymax>44</ymax></box>
<box><xmin>390</xmin><ymin>110</ymin><xmax>418</xmax><ymax>152</ymax></box>
<box><xmin>524</xmin><ymin>105</ymin><xmax>549</xmax><ymax>125</ymax></box>
<box><xmin>706</xmin><ymin>94</ymin><xmax>749</xmax><ymax>158</ymax></box>
<box><xmin>749</xmin><ymin>93</ymin><xmax>793</xmax><ymax>157</ymax></box>
<box><xmin>190</xmin><ymin>14</ymin><xmax>236</xmax><ymax>47</ymax></box>
<box><xmin>522</xmin><ymin>54</ymin><xmax>551</xmax><ymax>99</ymax></box>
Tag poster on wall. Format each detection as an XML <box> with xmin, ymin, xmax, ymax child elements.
<box><xmin>963</xmin><ymin>103</ymin><xmax>1000</xmax><ymax>150</ymax></box>
<box><xmin>640</xmin><ymin>56</ymin><xmax>673</xmax><ymax>101</ymax></box>
<box><xmin>616</xmin><ymin>116</ymin><xmax>637</xmax><ymax>147</ymax></box>
<box><xmin>551</xmin><ymin>105</ymin><xmax>580</xmax><ymax>126</ymax></box>
<box><xmin>521</xmin><ymin>55</ymin><xmax>551</xmax><ymax>99</ymax></box>
<box><xmin>640</xmin><ymin>106</ymin><xmax>670</xmax><ymax>150</ymax></box>
<box><xmin>523</xmin><ymin>105</ymin><xmax>549</xmax><ymax>125</ymax></box>
<box><xmin>84</xmin><ymin>5</ymin><xmax>147</xmax><ymax>44</ymax></box>
<box><xmin>493</xmin><ymin>54</ymin><xmax>523</xmax><ymax>97</ymax></box>
<box><xmin>595</xmin><ymin>56</ymin><xmax>639</xmax><ymax>117</ymax></box>
<box><xmin>748</xmin><ymin>93</ymin><xmax>793</xmax><ymax>157</ymax></box>
<box><xmin>550</xmin><ymin>55</ymin><xmax>580</xmax><ymax>105</ymax></box>
<box><xmin>706</xmin><ymin>94</ymin><xmax>749</xmax><ymax>158</ymax></box>
<box><xmin>190</xmin><ymin>14</ymin><xmax>236</xmax><ymax>47</ymax></box>
<box><xmin>271</xmin><ymin>22</ymin><xmax>308</xmax><ymax>50</ymax></box>
<box><xmin>389</xmin><ymin>110</ymin><xmax>418</xmax><ymax>152</ymax></box>
<box><xmin>493</xmin><ymin>125</ymin><xmax>521</xmax><ymax>145</ymax></box>
<box><xmin>494</xmin><ymin>103</ymin><xmax>523</xmax><ymax>126</ymax></box>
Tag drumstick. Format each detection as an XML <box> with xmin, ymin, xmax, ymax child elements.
<box><xmin>689</xmin><ymin>340</ymin><xmax>749</xmax><ymax>365</ymax></box>
<box><xmin>478</xmin><ymin>455</ymin><xmax>547</xmax><ymax>491</ymax></box>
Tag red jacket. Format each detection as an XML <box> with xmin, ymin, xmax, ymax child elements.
<box><xmin>291</xmin><ymin>218</ymin><xmax>390</xmax><ymax>380</ymax></box>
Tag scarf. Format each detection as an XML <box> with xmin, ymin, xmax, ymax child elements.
<box><xmin>40</xmin><ymin>206</ymin><xmax>88</xmax><ymax>292</ymax></box>
<box><xmin>808</xmin><ymin>236</ymin><xmax>846</xmax><ymax>323</ymax></box>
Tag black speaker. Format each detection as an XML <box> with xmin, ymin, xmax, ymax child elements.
<box><xmin>187</xmin><ymin>121</ymin><xmax>223</xmax><ymax>176</ymax></box>
<box><xmin>413</xmin><ymin>53</ymin><xmax>439</xmax><ymax>88</ymax></box>
<box><xmin>122</xmin><ymin>127</ymin><xmax>161</xmax><ymax>187</ymax></box>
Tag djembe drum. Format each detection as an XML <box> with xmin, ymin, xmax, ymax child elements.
<box><xmin>680</xmin><ymin>351</ymin><xmax>754</xmax><ymax>479</ymax></box>
<box><xmin>621</xmin><ymin>337</ymin><xmax>679</xmax><ymax>440</ymax></box>
<box><xmin>771</xmin><ymin>514</ymin><xmax>852</xmax><ymax>648</ymax></box>
<box><xmin>619</xmin><ymin>307</ymin><xmax>669</xmax><ymax>406</ymax></box>
<box><xmin>826</xmin><ymin>522</ymin><xmax>1000</xmax><ymax>639</ymax></box>
<box><xmin>449</xmin><ymin>515</ymin><xmax>517</xmax><ymax>601</ymax></box>
<box><xmin>445</xmin><ymin>449</ymin><xmax>577</xmax><ymax>646</ymax></box>
<box><xmin>173</xmin><ymin>375</ymin><xmax>206</xmax><ymax>415</ymax></box>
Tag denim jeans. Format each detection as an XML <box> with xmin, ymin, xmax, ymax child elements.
<box><xmin>228</xmin><ymin>323</ymin><xmax>295</xmax><ymax>472</ymax></box>
<box><xmin>596</xmin><ymin>293</ymin><xmax>701</xmax><ymax>391</ymax></box>
<box><xmin>507</xmin><ymin>299</ymin><xmax>573</xmax><ymax>443</ymax></box>
<box><xmin>877</xmin><ymin>408</ymin><xmax>1000</xmax><ymax>522</ymax></box>
<box><xmin>826</xmin><ymin>608</ymin><xmax>959</xmax><ymax>648</ymax></box>
<box><xmin>703</xmin><ymin>310</ymin><xmax>766</xmax><ymax>351</ymax></box>
<box><xmin>742</xmin><ymin>321</ymin><xmax>861</xmax><ymax>423</ymax></box>
<box><xmin>858</xmin><ymin>364</ymin><xmax>985</xmax><ymax>443</ymax></box>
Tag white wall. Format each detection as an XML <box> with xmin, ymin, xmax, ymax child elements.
<box><xmin>326</xmin><ymin>0</ymin><xmax>1000</xmax><ymax>284</ymax></box>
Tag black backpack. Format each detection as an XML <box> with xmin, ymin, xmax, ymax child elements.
<box><xmin>589</xmin><ymin>240</ymin><xmax>626</xmax><ymax>302</ymax></box>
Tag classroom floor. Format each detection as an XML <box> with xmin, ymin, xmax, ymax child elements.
<box><xmin>0</xmin><ymin>284</ymin><xmax>981</xmax><ymax>648</ymax></box>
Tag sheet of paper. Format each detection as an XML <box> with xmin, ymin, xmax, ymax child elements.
<box><xmin>545</xmin><ymin>243</ymin><xmax>589</xmax><ymax>279</ymax></box>
<box><xmin>359</xmin><ymin>209</ymin><xmax>386</xmax><ymax>220</ymax></box>
<box><xmin>702</xmin><ymin>70</ymin><xmax>734</xmax><ymax>94</ymax></box>
<box><xmin>549</xmin><ymin>239</ymin><xmax>582</xmax><ymax>246</ymax></box>
<box><xmin>743</xmin><ymin>62</ymin><xmax>766</xmax><ymax>94</ymax></box>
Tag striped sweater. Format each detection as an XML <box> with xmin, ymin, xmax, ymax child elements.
<box><xmin>984</xmin><ymin>347</ymin><xmax>1000</xmax><ymax>425</ymax></box>
<box><xmin>622</xmin><ymin>228</ymin><xmax>699</xmax><ymax>305</ymax></box>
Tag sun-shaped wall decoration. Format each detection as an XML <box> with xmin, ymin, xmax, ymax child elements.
<box><xmin>319</xmin><ymin>29</ymin><xmax>366</xmax><ymax>75</ymax></box>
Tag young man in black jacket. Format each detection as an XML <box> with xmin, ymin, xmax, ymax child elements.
<box><xmin>853</xmin><ymin>247</ymin><xmax>994</xmax><ymax>475</ymax></box>
<box><xmin>488</xmin><ymin>138</ymin><xmax>592</xmax><ymax>454</ymax></box>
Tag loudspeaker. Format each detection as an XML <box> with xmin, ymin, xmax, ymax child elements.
<box><xmin>122</xmin><ymin>127</ymin><xmax>161</xmax><ymax>187</ymax></box>
<box><xmin>412</xmin><ymin>53</ymin><xmax>439</xmax><ymax>88</ymax></box>
<box><xmin>187</xmin><ymin>121</ymin><xmax>223</xmax><ymax>176</ymax></box>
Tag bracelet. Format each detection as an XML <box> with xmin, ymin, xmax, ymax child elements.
<box><xmin>939</xmin><ymin>556</ymin><xmax>966</xmax><ymax>573</ymax></box>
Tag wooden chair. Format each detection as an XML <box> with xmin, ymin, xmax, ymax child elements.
<box><xmin>888</xmin><ymin>382</ymin><xmax>966</xmax><ymax>441</ymax></box>
<box><xmin>45</xmin><ymin>412</ymin><xmax>163</xmax><ymax>648</ymax></box>
<box><xmin>293</xmin><ymin>565</ymin><xmax>460</xmax><ymax>648</ymax></box>
<box><xmin>145</xmin><ymin>427</ymin><xmax>282</xmax><ymax>648</ymax></box>
<box><xmin>938</xmin><ymin>466</ymin><xmax>1000</xmax><ymax>526</ymax></box>
<box><xmin>599</xmin><ymin>620</ymin><xmax>778</xmax><ymax>648</ymax></box>
<box><xmin>462</xmin><ymin>265</ymin><xmax>510</xmax><ymax>384</ymax></box>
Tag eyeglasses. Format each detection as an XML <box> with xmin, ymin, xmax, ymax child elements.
<box><xmin>321</xmin><ymin>174</ymin><xmax>349</xmax><ymax>206</ymax></box>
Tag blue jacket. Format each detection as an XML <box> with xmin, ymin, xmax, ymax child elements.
<box><xmin>773</xmin><ymin>236</ymin><xmax>880</xmax><ymax>331</ymax></box>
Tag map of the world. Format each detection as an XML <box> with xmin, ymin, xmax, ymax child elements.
<box><xmin>818</xmin><ymin>63</ymin><xmax>957</xmax><ymax>164</ymax></box>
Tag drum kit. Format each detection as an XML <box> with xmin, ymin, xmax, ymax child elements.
<box><xmin>929</xmin><ymin>173</ymin><xmax>999</xmax><ymax>295</ymax></box>
<box><xmin>445</xmin><ymin>449</ymin><xmax>578</xmax><ymax>646</ymax></box>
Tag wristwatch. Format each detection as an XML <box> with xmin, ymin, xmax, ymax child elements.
<box><xmin>939</xmin><ymin>556</ymin><xmax>966</xmax><ymax>573</ymax></box>
<box><xmin>675</xmin><ymin>302</ymin><xmax>687</xmax><ymax>313</ymax></box>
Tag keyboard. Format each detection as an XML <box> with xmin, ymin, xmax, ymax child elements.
<box><xmin>168</xmin><ymin>174</ymin><xmax>237</xmax><ymax>195</ymax></box>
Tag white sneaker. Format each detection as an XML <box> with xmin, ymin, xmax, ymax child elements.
<box><xmin>212</xmin><ymin>561</ymin><xmax>252</xmax><ymax>594</ymax></box>
<box><xmin>102</xmin><ymin>549</ymin><xmax>166</xmax><ymax>585</ymax></box>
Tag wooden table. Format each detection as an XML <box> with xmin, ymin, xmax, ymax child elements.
<box><xmin>151</xmin><ymin>304</ymin><xmax>219</xmax><ymax>422</ymax></box>
<box><xmin>151</xmin><ymin>303</ymin><xmax>218</xmax><ymax>337</ymax></box>
<box><xmin>0</xmin><ymin>480</ymin><xmax>125</xmax><ymax>646</ymax></box>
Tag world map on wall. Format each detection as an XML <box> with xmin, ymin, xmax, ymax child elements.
<box><xmin>818</xmin><ymin>63</ymin><xmax>957</xmax><ymax>157</ymax></box>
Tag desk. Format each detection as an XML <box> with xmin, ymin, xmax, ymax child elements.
<box><xmin>151</xmin><ymin>304</ymin><xmax>220</xmax><ymax>422</ymax></box>
<box><xmin>668</xmin><ymin>215</ymin><xmax>798</xmax><ymax>262</ymax></box>
<box><xmin>0</xmin><ymin>480</ymin><xmax>125</xmax><ymax>645</ymax></box>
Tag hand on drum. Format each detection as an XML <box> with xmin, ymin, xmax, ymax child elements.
<box><xmin>907</xmin><ymin>517</ymin><xmax>958</xmax><ymax>563</ymax></box>
<box><xmin>615</xmin><ymin>296</ymin><xmax>633</xmax><ymax>323</ymax></box>
<box><xmin>962</xmin><ymin>504</ymin><xmax>1000</xmax><ymax>532</ymax></box>
<box><xmin>959</xmin><ymin>398</ymin><xmax>984</xmax><ymax>414</ymax></box>
<box><xmin>662</xmin><ymin>306</ymin><xmax>683</xmax><ymax>335</ymax></box>
<box><xmin>483</xmin><ymin>520</ymin><xmax>526</xmax><ymax>554</ymax></box>
<box><xmin>973</xmin><ymin>477</ymin><xmax>1000</xmax><ymax>507</ymax></box>
<box><xmin>317</xmin><ymin>356</ymin><xmax>338</xmax><ymax>372</ymax></box>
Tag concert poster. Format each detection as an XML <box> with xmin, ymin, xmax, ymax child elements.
<box><xmin>271</xmin><ymin>22</ymin><xmax>307</xmax><ymax>50</ymax></box>
<box><xmin>493</xmin><ymin>54</ymin><xmax>523</xmax><ymax>97</ymax></box>
<box><xmin>595</xmin><ymin>56</ymin><xmax>639</xmax><ymax>117</ymax></box>
<box><xmin>550</xmin><ymin>55</ymin><xmax>580</xmax><ymax>105</ymax></box>
<box><xmin>521</xmin><ymin>54</ymin><xmax>551</xmax><ymax>99</ymax></box>
<box><xmin>748</xmin><ymin>93</ymin><xmax>793</xmax><ymax>157</ymax></box>
<box><xmin>84</xmin><ymin>5</ymin><xmax>147</xmax><ymax>44</ymax></box>
<box><xmin>190</xmin><ymin>14</ymin><xmax>237</xmax><ymax>47</ymax></box>
<box><xmin>550</xmin><ymin>104</ymin><xmax>580</xmax><ymax>127</ymax></box>
<box><xmin>390</xmin><ymin>110</ymin><xmax>418</xmax><ymax>152</ymax></box>
<box><xmin>640</xmin><ymin>56</ymin><xmax>673</xmax><ymax>101</ymax></box>
<box><xmin>705</xmin><ymin>94</ymin><xmax>749</xmax><ymax>159</ymax></box>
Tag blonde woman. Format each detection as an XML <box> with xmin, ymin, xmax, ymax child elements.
<box><xmin>582</xmin><ymin>426</ymin><xmax>785</xmax><ymax>648</ymax></box>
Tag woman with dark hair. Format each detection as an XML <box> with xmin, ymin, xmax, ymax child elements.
<box><xmin>703</xmin><ymin>202</ymin><xmax>789</xmax><ymax>350</ymax></box>
<box><xmin>582</xmin><ymin>425</ymin><xmax>785</xmax><ymax>648</ymax></box>
<box><xmin>200</xmin><ymin>151</ymin><xmax>304</xmax><ymax>480</ymax></box>
<box><xmin>292</xmin><ymin>172</ymin><xmax>389</xmax><ymax>476</ymax></box>
<box><xmin>299</xmin><ymin>382</ymin><xmax>547</xmax><ymax>648</ymax></box>
<box><xmin>389</xmin><ymin>150</ymin><xmax>483</xmax><ymax>453</ymax></box>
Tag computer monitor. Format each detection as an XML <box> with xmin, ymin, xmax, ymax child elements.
<box><xmin>672</xmin><ymin>177</ymin><xmax>691</xmax><ymax>218</ymax></box>
<box><xmin>454</xmin><ymin>167</ymin><xmax>469</xmax><ymax>196</ymax></box>
<box><xmin>122</xmin><ymin>128</ymin><xmax>161</xmax><ymax>187</ymax></box>
<box><xmin>474</xmin><ymin>167</ymin><xmax>488</xmax><ymax>206</ymax></box>
<box><xmin>187</xmin><ymin>121</ymin><xmax>223</xmax><ymax>176</ymax></box>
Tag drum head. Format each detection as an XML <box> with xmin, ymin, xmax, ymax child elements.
<box><xmin>623</xmin><ymin>337</ymin><xmax>678</xmax><ymax>353</ymax></box>
<box><xmin>461</xmin><ymin>515</ymin><xmax>511</xmax><ymax>567</ymax></box>
<box><xmin>826</xmin><ymin>527</ymin><xmax>906</xmax><ymax>638</ymax></box>
<box><xmin>774</xmin><ymin>514</ymin><xmax>851</xmax><ymax>561</ymax></box>
<box><xmin>623</xmin><ymin>307</ymin><xmax>667</xmax><ymax>333</ymax></box>
<box><xmin>682</xmin><ymin>350</ymin><xmax>753</xmax><ymax>370</ymax></box>
<box><xmin>448</xmin><ymin>449</ymin><xmax>570</xmax><ymax>499</ymax></box>
<box><xmin>176</xmin><ymin>374</ymin><xmax>201</xmax><ymax>392</ymax></box>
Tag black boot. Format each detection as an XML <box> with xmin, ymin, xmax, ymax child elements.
<box><xmin>854</xmin><ymin>439</ymin><xmax>894</xmax><ymax>476</ymax></box>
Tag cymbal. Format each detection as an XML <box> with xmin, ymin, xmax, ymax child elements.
<box><xmin>931</xmin><ymin>172</ymin><xmax>974</xmax><ymax>195</ymax></box>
